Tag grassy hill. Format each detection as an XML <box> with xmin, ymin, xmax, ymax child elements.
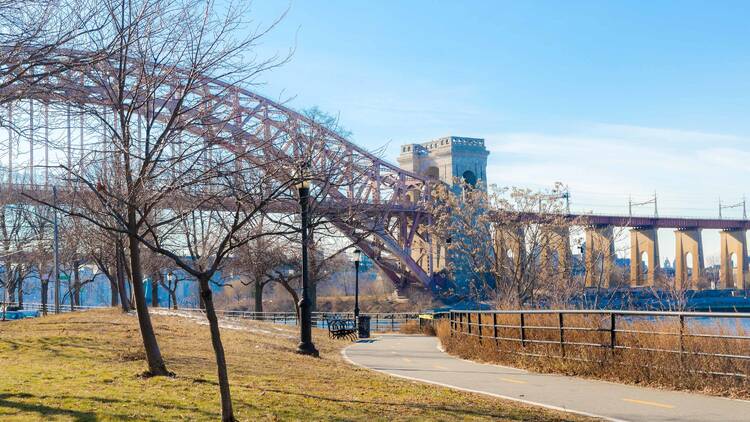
<box><xmin>0</xmin><ymin>309</ymin><xmax>587</xmax><ymax>421</ymax></box>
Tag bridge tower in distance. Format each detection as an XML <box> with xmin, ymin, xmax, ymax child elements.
<box><xmin>397</xmin><ymin>136</ymin><xmax>490</xmax><ymax>291</ymax></box>
<box><xmin>398</xmin><ymin>136</ymin><xmax>489</xmax><ymax>187</ymax></box>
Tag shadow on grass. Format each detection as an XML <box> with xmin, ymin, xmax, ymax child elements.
<box><xmin>0</xmin><ymin>393</ymin><xmax>97</xmax><ymax>422</ymax></box>
<box><xmin>0</xmin><ymin>392</ymin><xmax>219</xmax><ymax>420</ymax></box>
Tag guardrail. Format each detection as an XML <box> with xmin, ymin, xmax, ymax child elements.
<box><xmin>6</xmin><ymin>302</ymin><xmax>419</xmax><ymax>333</ymax></box>
<box><xmin>448</xmin><ymin>309</ymin><xmax>750</xmax><ymax>379</ymax></box>
<box><xmin>177</xmin><ymin>308</ymin><xmax>419</xmax><ymax>333</ymax></box>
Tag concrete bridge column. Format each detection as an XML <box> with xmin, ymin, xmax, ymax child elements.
<box><xmin>540</xmin><ymin>228</ymin><xmax>571</xmax><ymax>280</ymax></box>
<box><xmin>494</xmin><ymin>226</ymin><xmax>526</xmax><ymax>282</ymax></box>
<box><xmin>629</xmin><ymin>227</ymin><xmax>659</xmax><ymax>287</ymax></box>
<box><xmin>584</xmin><ymin>225</ymin><xmax>614</xmax><ymax>288</ymax></box>
<box><xmin>719</xmin><ymin>229</ymin><xmax>748</xmax><ymax>289</ymax></box>
<box><xmin>674</xmin><ymin>229</ymin><xmax>704</xmax><ymax>289</ymax></box>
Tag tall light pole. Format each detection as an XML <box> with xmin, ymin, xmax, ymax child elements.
<box><xmin>296</xmin><ymin>178</ymin><xmax>318</xmax><ymax>357</ymax></box>
<box><xmin>353</xmin><ymin>249</ymin><xmax>361</xmax><ymax>325</ymax></box>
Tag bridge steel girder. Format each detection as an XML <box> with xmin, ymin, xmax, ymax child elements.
<box><xmin>674</xmin><ymin>229</ymin><xmax>704</xmax><ymax>290</ymax></box>
<box><xmin>629</xmin><ymin>227</ymin><xmax>660</xmax><ymax>287</ymax></box>
<box><xmin>1</xmin><ymin>51</ymin><xmax>436</xmax><ymax>289</ymax></box>
<box><xmin>719</xmin><ymin>229</ymin><xmax>748</xmax><ymax>290</ymax></box>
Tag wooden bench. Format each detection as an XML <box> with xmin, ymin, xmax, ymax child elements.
<box><xmin>326</xmin><ymin>318</ymin><xmax>357</xmax><ymax>341</ymax></box>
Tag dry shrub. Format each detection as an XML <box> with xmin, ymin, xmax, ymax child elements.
<box><xmin>400</xmin><ymin>319</ymin><xmax>437</xmax><ymax>336</ymax></box>
<box><xmin>437</xmin><ymin>313</ymin><xmax>750</xmax><ymax>399</ymax></box>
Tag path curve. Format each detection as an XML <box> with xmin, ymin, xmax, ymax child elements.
<box><xmin>343</xmin><ymin>334</ymin><xmax>750</xmax><ymax>422</ymax></box>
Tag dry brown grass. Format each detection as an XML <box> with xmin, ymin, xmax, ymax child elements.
<box><xmin>437</xmin><ymin>313</ymin><xmax>750</xmax><ymax>399</ymax></box>
<box><xmin>399</xmin><ymin>319</ymin><xmax>436</xmax><ymax>336</ymax></box>
<box><xmin>0</xmin><ymin>309</ymin><xmax>592</xmax><ymax>421</ymax></box>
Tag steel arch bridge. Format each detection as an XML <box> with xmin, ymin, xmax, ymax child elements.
<box><xmin>0</xmin><ymin>52</ymin><xmax>437</xmax><ymax>289</ymax></box>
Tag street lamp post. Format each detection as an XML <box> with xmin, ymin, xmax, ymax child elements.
<box><xmin>296</xmin><ymin>179</ymin><xmax>318</xmax><ymax>357</ymax></box>
<box><xmin>353</xmin><ymin>249</ymin><xmax>361</xmax><ymax>326</ymax></box>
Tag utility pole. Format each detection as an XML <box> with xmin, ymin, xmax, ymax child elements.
<box><xmin>628</xmin><ymin>196</ymin><xmax>632</xmax><ymax>218</ymax></box>
<box><xmin>52</xmin><ymin>186</ymin><xmax>60</xmax><ymax>314</ymax></box>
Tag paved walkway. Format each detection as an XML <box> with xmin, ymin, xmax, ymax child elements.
<box><xmin>343</xmin><ymin>334</ymin><xmax>750</xmax><ymax>422</ymax></box>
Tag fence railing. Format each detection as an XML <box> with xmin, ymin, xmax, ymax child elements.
<box><xmin>175</xmin><ymin>308</ymin><xmax>419</xmax><ymax>333</ymax></box>
<box><xmin>5</xmin><ymin>302</ymin><xmax>418</xmax><ymax>333</ymax></box>
<box><xmin>447</xmin><ymin>309</ymin><xmax>750</xmax><ymax>379</ymax></box>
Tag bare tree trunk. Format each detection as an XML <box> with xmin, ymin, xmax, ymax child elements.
<box><xmin>254</xmin><ymin>281</ymin><xmax>263</xmax><ymax>313</ymax></box>
<box><xmin>170</xmin><ymin>290</ymin><xmax>178</xmax><ymax>310</ymax></box>
<box><xmin>73</xmin><ymin>260</ymin><xmax>81</xmax><ymax>308</ymax></box>
<box><xmin>41</xmin><ymin>280</ymin><xmax>48</xmax><ymax>315</ymax></box>
<box><xmin>279</xmin><ymin>281</ymin><xmax>301</xmax><ymax>320</ymax></box>
<box><xmin>198</xmin><ymin>275</ymin><xmax>234</xmax><ymax>422</ymax></box>
<box><xmin>151</xmin><ymin>274</ymin><xmax>159</xmax><ymax>307</ymax></box>
<box><xmin>127</xmin><ymin>230</ymin><xmax>170</xmax><ymax>376</ymax></box>
<box><xmin>17</xmin><ymin>281</ymin><xmax>23</xmax><ymax>307</ymax></box>
<box><xmin>110</xmin><ymin>280</ymin><xmax>119</xmax><ymax>307</ymax></box>
<box><xmin>116</xmin><ymin>242</ymin><xmax>130</xmax><ymax>312</ymax></box>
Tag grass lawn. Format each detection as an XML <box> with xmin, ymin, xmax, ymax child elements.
<box><xmin>0</xmin><ymin>309</ymin><xmax>591</xmax><ymax>421</ymax></box>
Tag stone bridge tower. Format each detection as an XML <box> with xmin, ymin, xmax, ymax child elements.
<box><xmin>398</xmin><ymin>136</ymin><xmax>489</xmax><ymax>187</ymax></box>
<box><xmin>397</xmin><ymin>136</ymin><xmax>489</xmax><ymax>292</ymax></box>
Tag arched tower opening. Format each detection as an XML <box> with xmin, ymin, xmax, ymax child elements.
<box><xmin>462</xmin><ymin>170</ymin><xmax>477</xmax><ymax>187</ymax></box>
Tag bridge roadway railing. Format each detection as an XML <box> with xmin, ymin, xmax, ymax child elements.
<box><xmin>445</xmin><ymin>309</ymin><xmax>750</xmax><ymax>379</ymax></box>
<box><xmin>4</xmin><ymin>302</ymin><xmax>419</xmax><ymax>333</ymax></box>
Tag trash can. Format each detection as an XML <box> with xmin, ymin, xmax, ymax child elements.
<box><xmin>357</xmin><ymin>315</ymin><xmax>371</xmax><ymax>339</ymax></box>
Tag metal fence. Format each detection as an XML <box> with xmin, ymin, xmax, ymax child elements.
<box><xmin>447</xmin><ymin>309</ymin><xmax>750</xmax><ymax>379</ymax></box>
<box><xmin>6</xmin><ymin>302</ymin><xmax>419</xmax><ymax>333</ymax></box>
<box><xmin>182</xmin><ymin>308</ymin><xmax>419</xmax><ymax>333</ymax></box>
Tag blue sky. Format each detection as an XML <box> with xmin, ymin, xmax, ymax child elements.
<box><xmin>247</xmin><ymin>1</ymin><xmax>750</xmax><ymax>259</ymax></box>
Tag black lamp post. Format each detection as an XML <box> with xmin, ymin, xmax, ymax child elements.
<box><xmin>353</xmin><ymin>249</ymin><xmax>361</xmax><ymax>324</ymax></box>
<box><xmin>296</xmin><ymin>179</ymin><xmax>319</xmax><ymax>357</ymax></box>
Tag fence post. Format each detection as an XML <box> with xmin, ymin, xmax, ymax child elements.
<box><xmin>478</xmin><ymin>314</ymin><xmax>483</xmax><ymax>343</ymax></box>
<box><xmin>459</xmin><ymin>313</ymin><xmax>463</xmax><ymax>334</ymax></box>
<box><xmin>519</xmin><ymin>312</ymin><xmax>525</xmax><ymax>347</ymax></box>
<box><xmin>467</xmin><ymin>313</ymin><xmax>472</xmax><ymax>335</ymax></box>
<box><xmin>559</xmin><ymin>312</ymin><xmax>565</xmax><ymax>358</ymax></box>
<box><xmin>609</xmin><ymin>313</ymin><xmax>616</xmax><ymax>350</ymax></box>
<box><xmin>391</xmin><ymin>315</ymin><xmax>395</xmax><ymax>332</ymax></box>
<box><xmin>678</xmin><ymin>314</ymin><xmax>685</xmax><ymax>368</ymax></box>
<box><xmin>492</xmin><ymin>312</ymin><xmax>498</xmax><ymax>346</ymax></box>
<box><xmin>450</xmin><ymin>312</ymin><xmax>454</xmax><ymax>336</ymax></box>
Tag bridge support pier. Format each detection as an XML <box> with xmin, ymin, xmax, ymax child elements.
<box><xmin>629</xmin><ymin>227</ymin><xmax>659</xmax><ymax>287</ymax></box>
<box><xmin>495</xmin><ymin>226</ymin><xmax>526</xmax><ymax>284</ymax></box>
<box><xmin>719</xmin><ymin>229</ymin><xmax>747</xmax><ymax>289</ymax></box>
<box><xmin>584</xmin><ymin>225</ymin><xmax>615</xmax><ymax>288</ymax></box>
<box><xmin>540</xmin><ymin>228</ymin><xmax>571</xmax><ymax>280</ymax></box>
<box><xmin>674</xmin><ymin>229</ymin><xmax>704</xmax><ymax>289</ymax></box>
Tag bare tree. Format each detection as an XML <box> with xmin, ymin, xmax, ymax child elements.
<box><xmin>24</xmin><ymin>0</ymin><xmax>288</xmax><ymax>391</ymax></box>
<box><xmin>0</xmin><ymin>200</ymin><xmax>36</xmax><ymax>311</ymax></box>
<box><xmin>428</xmin><ymin>182</ymin><xmax>585</xmax><ymax>307</ymax></box>
<box><xmin>0</xmin><ymin>0</ymin><xmax>104</xmax><ymax>105</ymax></box>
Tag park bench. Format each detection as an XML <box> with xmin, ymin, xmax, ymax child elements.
<box><xmin>326</xmin><ymin>318</ymin><xmax>357</xmax><ymax>341</ymax></box>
